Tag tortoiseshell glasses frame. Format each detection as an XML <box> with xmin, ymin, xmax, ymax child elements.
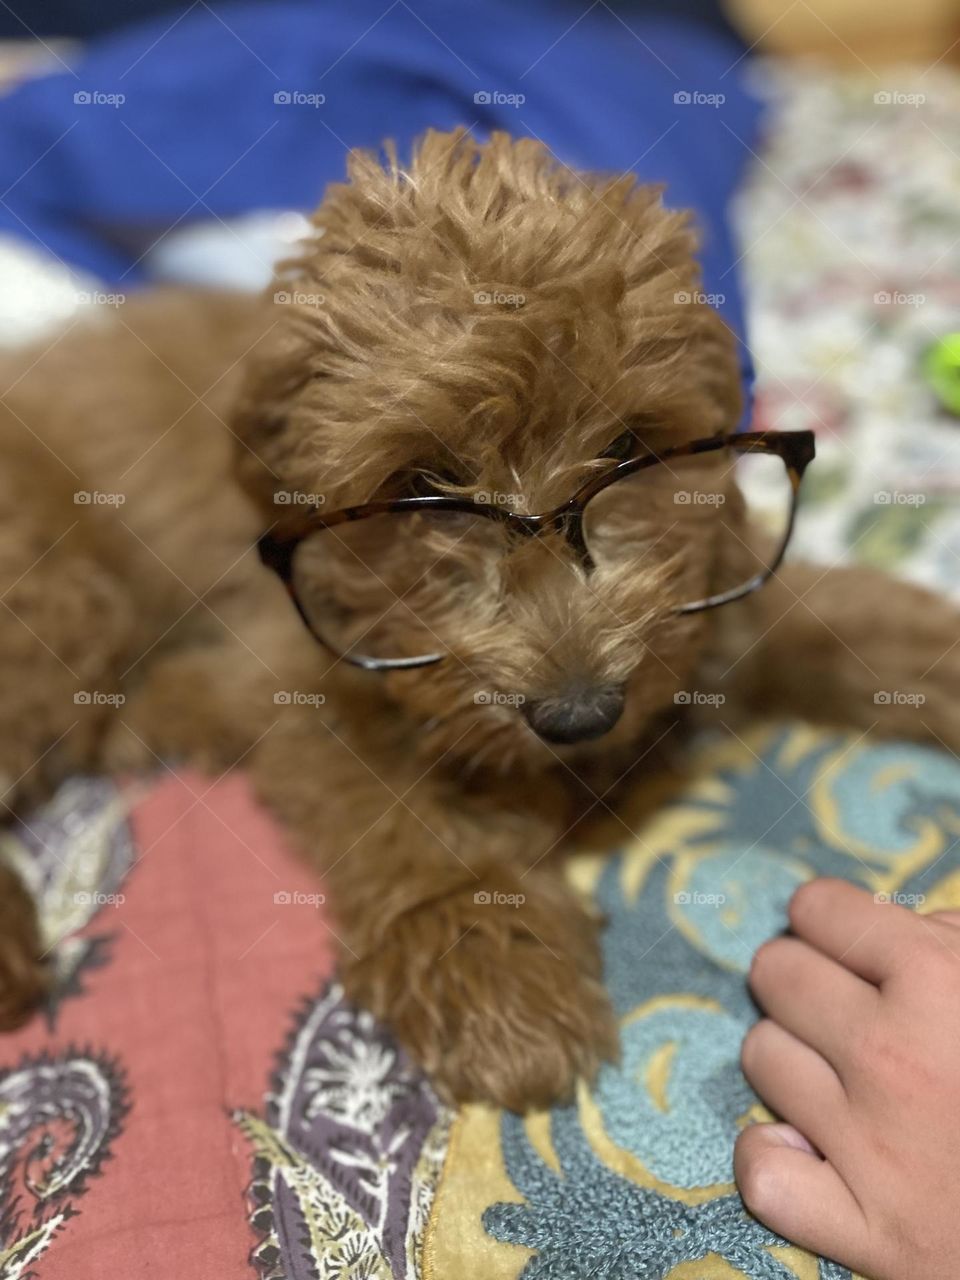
<box><xmin>258</xmin><ymin>428</ymin><xmax>816</xmax><ymax>672</ymax></box>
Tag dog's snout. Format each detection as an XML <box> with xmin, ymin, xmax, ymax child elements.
<box><xmin>523</xmin><ymin>684</ymin><xmax>626</xmax><ymax>745</ymax></box>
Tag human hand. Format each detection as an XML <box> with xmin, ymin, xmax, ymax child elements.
<box><xmin>735</xmin><ymin>877</ymin><xmax>960</xmax><ymax>1280</ymax></box>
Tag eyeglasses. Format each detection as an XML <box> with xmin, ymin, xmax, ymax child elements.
<box><xmin>258</xmin><ymin>429</ymin><xmax>816</xmax><ymax>672</ymax></box>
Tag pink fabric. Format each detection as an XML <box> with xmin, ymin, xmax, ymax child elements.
<box><xmin>2</xmin><ymin>771</ymin><xmax>335</xmax><ymax>1278</ymax></box>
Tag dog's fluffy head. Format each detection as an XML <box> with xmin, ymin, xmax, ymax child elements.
<box><xmin>233</xmin><ymin>128</ymin><xmax>745</xmax><ymax>772</ymax></box>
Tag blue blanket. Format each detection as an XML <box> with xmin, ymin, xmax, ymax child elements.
<box><xmin>0</xmin><ymin>0</ymin><xmax>760</xmax><ymax>393</ymax></box>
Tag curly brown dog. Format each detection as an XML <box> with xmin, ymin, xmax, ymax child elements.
<box><xmin>1</xmin><ymin>129</ymin><xmax>957</xmax><ymax>1109</ymax></box>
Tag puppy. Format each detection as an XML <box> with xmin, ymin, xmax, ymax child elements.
<box><xmin>0</xmin><ymin>129</ymin><xmax>957</xmax><ymax>1109</ymax></box>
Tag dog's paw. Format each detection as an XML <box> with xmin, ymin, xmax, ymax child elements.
<box><xmin>423</xmin><ymin>934</ymin><xmax>618</xmax><ymax>1112</ymax></box>
<box><xmin>340</xmin><ymin>869</ymin><xmax>618</xmax><ymax>1111</ymax></box>
<box><xmin>0</xmin><ymin>864</ymin><xmax>49</xmax><ymax>1029</ymax></box>
<box><xmin>99</xmin><ymin>652</ymin><xmax>259</xmax><ymax>778</ymax></box>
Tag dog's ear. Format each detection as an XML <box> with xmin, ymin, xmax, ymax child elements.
<box><xmin>692</xmin><ymin>301</ymin><xmax>745</xmax><ymax>433</ymax></box>
<box><xmin>658</xmin><ymin>233</ymin><xmax>745</xmax><ymax>436</ymax></box>
<box><xmin>583</xmin><ymin>178</ymin><xmax>744</xmax><ymax>437</ymax></box>
<box><xmin>617</xmin><ymin>292</ymin><xmax>745</xmax><ymax>443</ymax></box>
<box><xmin>229</xmin><ymin>310</ymin><xmax>316</xmax><ymax>513</ymax></box>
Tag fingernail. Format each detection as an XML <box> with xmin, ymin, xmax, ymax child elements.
<box><xmin>763</xmin><ymin>1123</ymin><xmax>818</xmax><ymax>1154</ymax></box>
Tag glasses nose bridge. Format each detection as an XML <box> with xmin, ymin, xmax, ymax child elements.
<box><xmin>509</xmin><ymin>505</ymin><xmax>592</xmax><ymax>569</ymax></box>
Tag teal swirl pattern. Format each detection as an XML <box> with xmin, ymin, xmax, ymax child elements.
<box><xmin>482</xmin><ymin>726</ymin><xmax>960</xmax><ymax>1278</ymax></box>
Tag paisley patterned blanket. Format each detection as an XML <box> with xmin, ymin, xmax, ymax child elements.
<box><xmin>3</xmin><ymin>65</ymin><xmax>960</xmax><ymax>1280</ymax></box>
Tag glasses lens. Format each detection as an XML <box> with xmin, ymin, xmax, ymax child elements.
<box><xmin>582</xmin><ymin>447</ymin><xmax>795</xmax><ymax>609</ymax></box>
<box><xmin>291</xmin><ymin>509</ymin><xmax>503</xmax><ymax>663</ymax></box>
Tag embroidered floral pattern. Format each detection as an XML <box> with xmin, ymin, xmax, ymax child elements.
<box><xmin>735</xmin><ymin>68</ymin><xmax>960</xmax><ymax>597</ymax></box>
<box><xmin>0</xmin><ymin>778</ymin><xmax>138</xmax><ymax>1020</ymax></box>
<box><xmin>480</xmin><ymin>726</ymin><xmax>960</xmax><ymax>1278</ymax></box>
<box><xmin>0</xmin><ymin>1050</ymin><xmax>129</xmax><ymax>1279</ymax></box>
<box><xmin>234</xmin><ymin>981</ymin><xmax>450</xmax><ymax>1280</ymax></box>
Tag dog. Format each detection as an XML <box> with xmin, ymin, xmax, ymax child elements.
<box><xmin>0</xmin><ymin>128</ymin><xmax>957</xmax><ymax>1110</ymax></box>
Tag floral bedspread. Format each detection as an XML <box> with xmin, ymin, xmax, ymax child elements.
<box><xmin>738</xmin><ymin>65</ymin><xmax>960</xmax><ymax>596</ymax></box>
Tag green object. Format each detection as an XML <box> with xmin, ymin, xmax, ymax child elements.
<box><xmin>848</xmin><ymin>499</ymin><xmax>945</xmax><ymax>572</ymax></box>
<box><xmin>924</xmin><ymin>333</ymin><xmax>960</xmax><ymax>415</ymax></box>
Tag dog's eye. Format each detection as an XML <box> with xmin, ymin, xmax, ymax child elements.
<box><xmin>601</xmin><ymin>430</ymin><xmax>641</xmax><ymax>462</ymax></box>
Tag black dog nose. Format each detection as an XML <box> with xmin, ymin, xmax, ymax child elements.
<box><xmin>523</xmin><ymin>684</ymin><xmax>626</xmax><ymax>745</ymax></box>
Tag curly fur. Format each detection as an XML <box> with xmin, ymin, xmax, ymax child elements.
<box><xmin>0</xmin><ymin>129</ymin><xmax>957</xmax><ymax>1109</ymax></box>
